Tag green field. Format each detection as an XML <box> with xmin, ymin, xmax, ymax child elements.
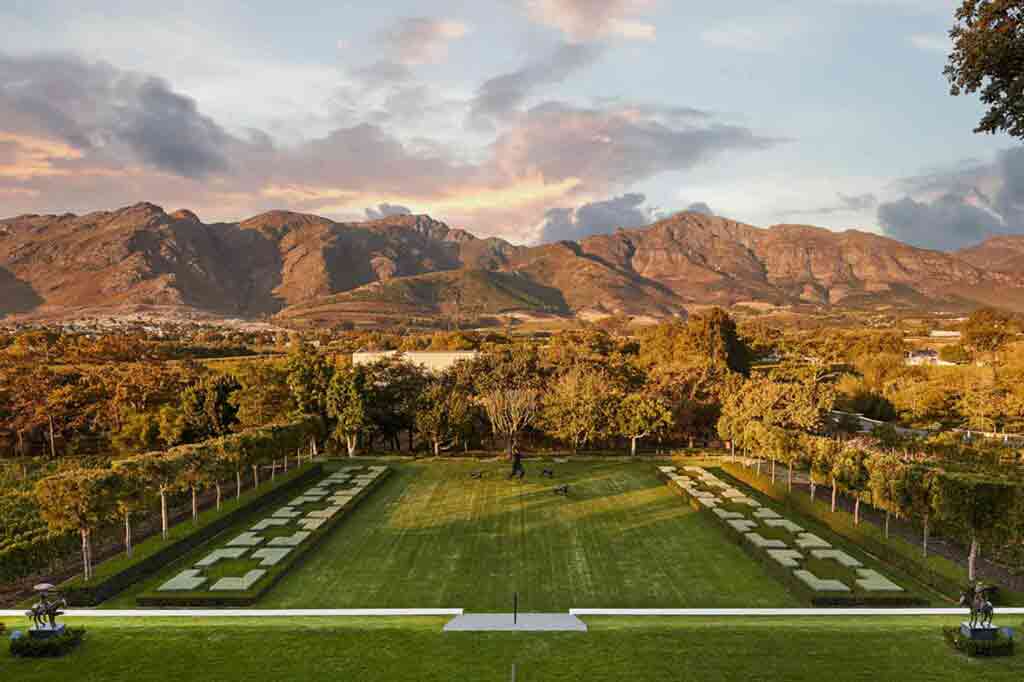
<box><xmin>2</xmin><ymin>616</ymin><xmax>1022</xmax><ymax>681</ymax></box>
<box><xmin>111</xmin><ymin>460</ymin><xmax>796</xmax><ymax>610</ymax></box>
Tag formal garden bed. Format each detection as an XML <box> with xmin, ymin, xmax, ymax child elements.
<box><xmin>658</xmin><ymin>465</ymin><xmax>930</xmax><ymax>606</ymax></box>
<box><xmin>136</xmin><ymin>465</ymin><xmax>390</xmax><ymax>606</ymax></box>
<box><xmin>58</xmin><ymin>463</ymin><xmax>324</xmax><ymax>606</ymax></box>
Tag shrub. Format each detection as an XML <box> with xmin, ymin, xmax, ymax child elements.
<box><xmin>9</xmin><ymin>627</ymin><xmax>85</xmax><ymax>658</ymax></box>
<box><xmin>942</xmin><ymin>626</ymin><xmax>1015</xmax><ymax>657</ymax></box>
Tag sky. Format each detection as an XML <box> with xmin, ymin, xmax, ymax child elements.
<box><xmin>0</xmin><ymin>0</ymin><xmax>1021</xmax><ymax>249</ymax></box>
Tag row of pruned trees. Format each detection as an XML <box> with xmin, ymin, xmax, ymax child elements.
<box><xmin>722</xmin><ymin>403</ymin><xmax>1023</xmax><ymax>581</ymax></box>
<box><xmin>32</xmin><ymin>417</ymin><xmax>320</xmax><ymax>581</ymax></box>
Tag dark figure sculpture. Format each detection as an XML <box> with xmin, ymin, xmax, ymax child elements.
<box><xmin>541</xmin><ymin>469</ymin><xmax>555</xmax><ymax>478</ymax></box>
<box><xmin>554</xmin><ymin>484</ymin><xmax>569</xmax><ymax>496</ymax></box>
<box><xmin>960</xmin><ymin>582</ymin><xmax>995</xmax><ymax>628</ymax></box>
<box><xmin>470</xmin><ymin>470</ymin><xmax>485</xmax><ymax>480</ymax></box>
<box><xmin>25</xmin><ymin>585</ymin><xmax>66</xmax><ymax>630</ymax></box>
<box><xmin>509</xmin><ymin>447</ymin><xmax>525</xmax><ymax>480</ymax></box>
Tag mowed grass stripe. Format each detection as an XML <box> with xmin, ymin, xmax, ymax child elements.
<box><xmin>262</xmin><ymin>461</ymin><xmax>797</xmax><ymax>611</ymax></box>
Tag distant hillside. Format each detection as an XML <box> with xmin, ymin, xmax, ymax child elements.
<box><xmin>4</xmin><ymin>202</ymin><xmax>1024</xmax><ymax>323</ymax></box>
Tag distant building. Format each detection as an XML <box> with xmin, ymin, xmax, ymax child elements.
<box><xmin>352</xmin><ymin>350</ymin><xmax>479</xmax><ymax>373</ymax></box>
<box><xmin>929</xmin><ymin>330</ymin><xmax>962</xmax><ymax>339</ymax></box>
<box><xmin>905</xmin><ymin>349</ymin><xmax>956</xmax><ymax>367</ymax></box>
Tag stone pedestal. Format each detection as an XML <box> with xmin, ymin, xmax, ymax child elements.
<box><xmin>28</xmin><ymin>624</ymin><xmax>66</xmax><ymax>640</ymax></box>
<box><xmin>960</xmin><ymin>622</ymin><xmax>998</xmax><ymax>641</ymax></box>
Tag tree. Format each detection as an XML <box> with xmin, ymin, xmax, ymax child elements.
<box><xmin>835</xmin><ymin>446</ymin><xmax>871</xmax><ymax>525</ymax></box>
<box><xmin>415</xmin><ymin>376</ymin><xmax>473</xmax><ymax>456</ymax></box>
<box><xmin>931</xmin><ymin>472</ymin><xmax>1018</xmax><ymax>580</ymax></box>
<box><xmin>34</xmin><ymin>468</ymin><xmax>118</xmax><ymax>581</ymax></box>
<box><xmin>285</xmin><ymin>343</ymin><xmax>335</xmax><ymax>419</ymax></box>
<box><xmin>180</xmin><ymin>444</ymin><xmax>215</xmax><ymax>522</ymax></box>
<box><xmin>961</xmin><ymin>307</ymin><xmax>1015</xmax><ymax>354</ymax></box>
<box><xmin>867</xmin><ymin>453</ymin><xmax>906</xmax><ymax>539</ymax></box>
<box><xmin>616</xmin><ymin>391</ymin><xmax>673</xmax><ymax>456</ymax></box>
<box><xmin>900</xmin><ymin>465</ymin><xmax>938</xmax><ymax>557</ymax></box>
<box><xmin>327</xmin><ymin>367</ymin><xmax>369</xmax><ymax>456</ymax></box>
<box><xmin>180</xmin><ymin>374</ymin><xmax>242</xmax><ymax>442</ymax></box>
<box><xmin>945</xmin><ymin>1</ymin><xmax>1024</xmax><ymax>139</ymax></box>
<box><xmin>480</xmin><ymin>388</ymin><xmax>539</xmax><ymax>456</ymax></box>
<box><xmin>540</xmin><ymin>367</ymin><xmax>617</xmax><ymax>452</ymax></box>
<box><xmin>232</xmin><ymin>362</ymin><xmax>293</xmax><ymax>427</ymax></box>
<box><xmin>113</xmin><ymin>410</ymin><xmax>163</xmax><ymax>454</ymax></box>
<box><xmin>939</xmin><ymin>344</ymin><xmax>972</xmax><ymax>364</ymax></box>
<box><xmin>115</xmin><ymin>452</ymin><xmax>184</xmax><ymax>539</ymax></box>
<box><xmin>112</xmin><ymin>465</ymin><xmax>148</xmax><ymax>558</ymax></box>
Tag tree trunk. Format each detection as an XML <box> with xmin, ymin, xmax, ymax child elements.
<box><xmin>252</xmin><ymin>464</ymin><xmax>260</xmax><ymax>489</ymax></box>
<box><xmin>831</xmin><ymin>477</ymin><xmax>838</xmax><ymax>513</ymax></box>
<box><xmin>81</xmin><ymin>528</ymin><xmax>91</xmax><ymax>581</ymax></box>
<box><xmin>160</xmin><ymin>490</ymin><xmax>168</xmax><ymax>539</ymax></box>
<box><xmin>631</xmin><ymin>436</ymin><xmax>638</xmax><ymax>457</ymax></box>
<box><xmin>771</xmin><ymin>459</ymin><xmax>776</xmax><ymax>484</ymax></box>
<box><xmin>756</xmin><ymin>458</ymin><xmax>762</xmax><ymax>476</ymax></box>
<box><xmin>884</xmin><ymin>509</ymin><xmax>890</xmax><ymax>539</ymax></box>
<box><xmin>191</xmin><ymin>486</ymin><xmax>198</xmax><ymax>522</ymax></box>
<box><xmin>854</xmin><ymin>497</ymin><xmax>861</xmax><ymax>525</ymax></box>
<box><xmin>124</xmin><ymin>513</ymin><xmax>133</xmax><ymax>558</ymax></box>
<box><xmin>810</xmin><ymin>480</ymin><xmax>816</xmax><ymax>502</ymax></box>
<box><xmin>236</xmin><ymin>469</ymin><xmax>242</xmax><ymax>500</ymax></box>
<box><xmin>434</xmin><ymin>439</ymin><xmax>440</xmax><ymax>457</ymax></box>
<box><xmin>48</xmin><ymin>415</ymin><xmax>57</xmax><ymax>458</ymax></box>
<box><xmin>787</xmin><ymin>462</ymin><xmax>793</xmax><ymax>492</ymax></box>
<box><xmin>216</xmin><ymin>483</ymin><xmax>222</xmax><ymax>511</ymax></box>
<box><xmin>507</xmin><ymin>434</ymin><xmax>514</xmax><ymax>457</ymax></box>
<box><xmin>968</xmin><ymin>536</ymin><xmax>979</xmax><ymax>581</ymax></box>
<box><xmin>923</xmin><ymin>514</ymin><xmax>929</xmax><ymax>558</ymax></box>
<box><xmin>346</xmin><ymin>435</ymin><xmax>357</xmax><ymax>457</ymax></box>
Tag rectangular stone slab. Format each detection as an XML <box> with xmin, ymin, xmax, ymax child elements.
<box><xmin>158</xmin><ymin>569</ymin><xmax>206</xmax><ymax>591</ymax></box>
<box><xmin>195</xmin><ymin>547</ymin><xmax>248</xmax><ymax>567</ymax></box>
<box><xmin>298</xmin><ymin>516</ymin><xmax>328</xmax><ymax>531</ymax></box>
<box><xmin>226</xmin><ymin>532</ymin><xmax>264</xmax><ymax>547</ymax></box>
<box><xmin>744</xmin><ymin>533</ymin><xmax>787</xmax><ymax>549</ymax></box>
<box><xmin>210</xmin><ymin>569</ymin><xmax>266</xmax><ymax>591</ymax></box>
<box><xmin>766</xmin><ymin>549</ymin><xmax>803</xmax><ymax>568</ymax></box>
<box><xmin>793</xmin><ymin>569</ymin><xmax>850</xmax><ymax>592</ymax></box>
<box><xmin>251</xmin><ymin>548</ymin><xmax>292</xmax><ymax>567</ymax></box>
<box><xmin>712</xmin><ymin>508</ymin><xmax>745</xmax><ymax>520</ymax></box>
<box><xmin>855</xmin><ymin>569</ymin><xmax>903</xmax><ymax>591</ymax></box>
<box><xmin>252</xmin><ymin>518</ymin><xmax>292</xmax><ymax>531</ymax></box>
<box><xmin>753</xmin><ymin>508</ymin><xmax>782</xmax><ymax>519</ymax></box>
<box><xmin>307</xmin><ymin>506</ymin><xmax>343</xmax><ymax>518</ymax></box>
<box><xmin>811</xmin><ymin>549</ymin><xmax>862</xmax><ymax>568</ymax></box>
<box><xmin>763</xmin><ymin>518</ymin><xmax>803</xmax><ymax>533</ymax></box>
<box><xmin>727</xmin><ymin>519</ymin><xmax>758</xmax><ymax>533</ymax></box>
<box><xmin>795</xmin><ymin>533</ymin><xmax>831</xmax><ymax>549</ymax></box>
<box><xmin>267</xmin><ymin>531</ymin><xmax>311</xmax><ymax>547</ymax></box>
<box><xmin>272</xmin><ymin>507</ymin><xmax>301</xmax><ymax>519</ymax></box>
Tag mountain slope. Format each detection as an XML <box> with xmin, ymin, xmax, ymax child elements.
<box><xmin>4</xmin><ymin>203</ymin><xmax>1024</xmax><ymax>322</ymax></box>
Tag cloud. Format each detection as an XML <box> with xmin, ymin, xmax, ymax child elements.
<box><xmin>0</xmin><ymin>53</ymin><xmax>232</xmax><ymax>179</ymax></box>
<box><xmin>908</xmin><ymin>34</ymin><xmax>949</xmax><ymax>52</ymax></box>
<box><xmin>377</xmin><ymin>17</ymin><xmax>469</xmax><ymax>65</ymax></box>
<box><xmin>365</xmin><ymin>203</ymin><xmax>413</xmax><ymax>219</ymax></box>
<box><xmin>468</xmin><ymin>43</ymin><xmax>602</xmax><ymax>127</ymax></box>
<box><xmin>701</xmin><ymin>17</ymin><xmax>807</xmax><ymax>52</ymax></box>
<box><xmin>490</xmin><ymin>101</ymin><xmax>778</xmax><ymax>191</ymax></box>
<box><xmin>782</xmin><ymin>192</ymin><xmax>878</xmax><ymax>217</ymax></box>
<box><xmin>524</xmin><ymin>0</ymin><xmax>657</xmax><ymax>41</ymax></box>
<box><xmin>685</xmin><ymin>201</ymin><xmax>714</xmax><ymax>215</ymax></box>
<box><xmin>537</xmin><ymin>192</ymin><xmax>651</xmax><ymax>242</ymax></box>
<box><xmin>877</xmin><ymin>147</ymin><xmax>1024</xmax><ymax>250</ymax></box>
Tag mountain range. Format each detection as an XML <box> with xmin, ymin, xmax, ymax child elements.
<box><xmin>3</xmin><ymin>202</ymin><xmax>1024</xmax><ymax>324</ymax></box>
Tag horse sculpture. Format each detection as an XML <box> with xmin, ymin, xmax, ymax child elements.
<box><xmin>25</xmin><ymin>589</ymin><xmax>66</xmax><ymax>630</ymax></box>
<box><xmin>959</xmin><ymin>583</ymin><xmax>995</xmax><ymax>628</ymax></box>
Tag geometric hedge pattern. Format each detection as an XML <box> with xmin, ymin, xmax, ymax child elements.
<box><xmin>660</xmin><ymin>465</ymin><xmax>904</xmax><ymax>594</ymax></box>
<box><xmin>157</xmin><ymin>465</ymin><xmax>388</xmax><ymax>593</ymax></box>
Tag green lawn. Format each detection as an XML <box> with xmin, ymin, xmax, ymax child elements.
<box><xmin>257</xmin><ymin>460</ymin><xmax>796</xmax><ymax>610</ymax></box>
<box><xmin>2</xmin><ymin>616</ymin><xmax>1022</xmax><ymax>681</ymax></box>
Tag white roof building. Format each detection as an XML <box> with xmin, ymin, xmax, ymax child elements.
<box><xmin>352</xmin><ymin>350</ymin><xmax>479</xmax><ymax>373</ymax></box>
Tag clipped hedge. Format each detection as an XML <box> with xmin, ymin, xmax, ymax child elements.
<box><xmin>60</xmin><ymin>463</ymin><xmax>323</xmax><ymax>606</ymax></box>
<box><xmin>942</xmin><ymin>626</ymin><xmax>1015</xmax><ymax>657</ymax></box>
<box><xmin>658</xmin><ymin>468</ymin><xmax>928</xmax><ymax>607</ymax></box>
<box><xmin>9</xmin><ymin>627</ymin><xmax>85</xmax><ymax>658</ymax></box>
<box><xmin>720</xmin><ymin>462</ymin><xmax>966</xmax><ymax>600</ymax></box>
<box><xmin>137</xmin><ymin>467</ymin><xmax>391</xmax><ymax>606</ymax></box>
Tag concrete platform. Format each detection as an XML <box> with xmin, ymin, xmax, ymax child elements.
<box><xmin>443</xmin><ymin>613</ymin><xmax>587</xmax><ymax>632</ymax></box>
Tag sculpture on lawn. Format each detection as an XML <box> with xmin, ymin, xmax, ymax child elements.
<box><xmin>960</xmin><ymin>582</ymin><xmax>995</xmax><ymax>628</ymax></box>
<box><xmin>25</xmin><ymin>584</ymin><xmax>66</xmax><ymax>630</ymax></box>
